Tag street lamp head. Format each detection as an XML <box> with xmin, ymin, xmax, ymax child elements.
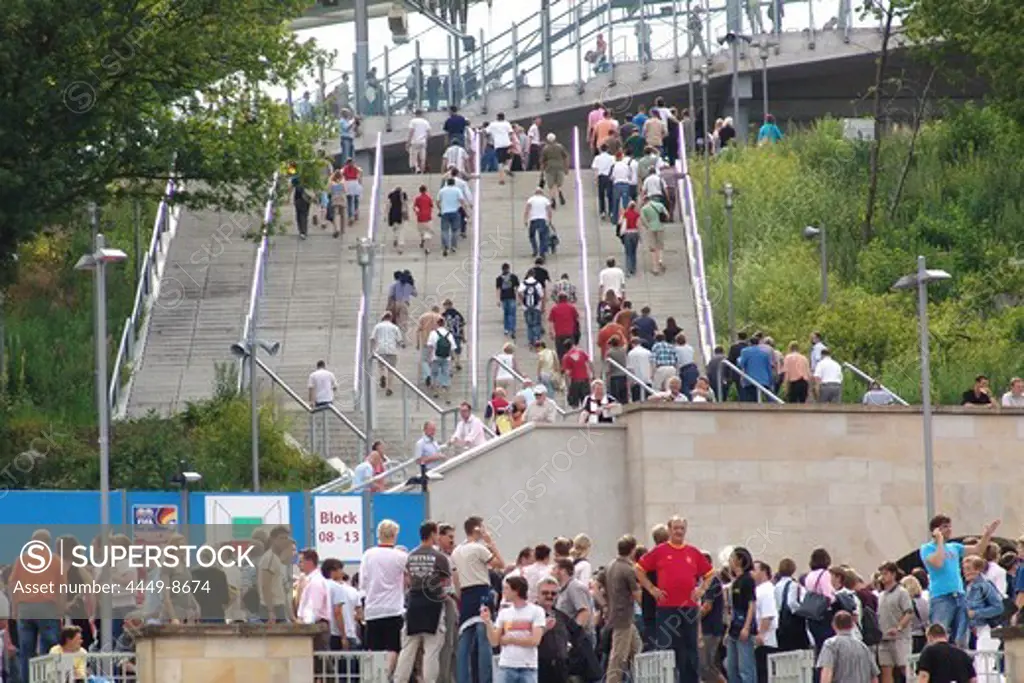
<box><xmin>257</xmin><ymin>339</ymin><xmax>281</xmax><ymax>356</ymax></box>
<box><xmin>355</xmin><ymin>237</ymin><xmax>373</xmax><ymax>266</ymax></box>
<box><xmin>891</xmin><ymin>269</ymin><xmax>952</xmax><ymax>291</ymax></box>
<box><xmin>802</xmin><ymin>225</ymin><xmax>821</xmax><ymax>240</ymax></box>
<box><xmin>74</xmin><ymin>248</ymin><xmax>128</xmax><ymax>271</ymax></box>
<box><xmin>230</xmin><ymin>341</ymin><xmax>249</xmax><ymax>358</ymax></box>
<box><xmin>759</xmin><ymin>43</ymin><xmax>770</xmax><ymax>59</ymax></box>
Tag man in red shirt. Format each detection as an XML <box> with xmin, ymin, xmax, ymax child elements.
<box><xmin>413</xmin><ymin>185</ymin><xmax>434</xmax><ymax>254</ymax></box>
<box><xmin>560</xmin><ymin>341</ymin><xmax>593</xmax><ymax>408</ymax></box>
<box><xmin>635</xmin><ymin>516</ymin><xmax>714</xmax><ymax>683</ymax></box>
<box><xmin>547</xmin><ymin>294</ymin><xmax>579</xmax><ymax>361</ymax></box>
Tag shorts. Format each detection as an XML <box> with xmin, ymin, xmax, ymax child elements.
<box><xmin>417</xmin><ymin>221</ymin><xmax>433</xmax><ymax>237</ymax></box>
<box><xmin>545</xmin><ymin>169</ymin><xmax>565</xmax><ymax>187</ymax></box>
<box><xmin>877</xmin><ymin>639</ymin><xmax>911</xmax><ymax>667</ymax></box>
<box><xmin>649</xmin><ymin>230</ymin><xmax>665</xmax><ymax>249</ymax></box>
<box><xmin>496</xmin><ymin>147</ymin><xmax>511</xmax><ymax>164</ymax></box>
<box><xmin>365</xmin><ymin>615</ymin><xmax>403</xmax><ymax>653</ymax></box>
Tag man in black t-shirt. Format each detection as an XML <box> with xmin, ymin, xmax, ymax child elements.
<box><xmin>531</xmin><ymin>257</ymin><xmax>551</xmax><ymax>290</ymax></box>
<box><xmin>916</xmin><ymin>623</ymin><xmax>976</xmax><ymax>683</ymax></box>
<box><xmin>496</xmin><ymin>263</ymin><xmax>520</xmax><ymax>339</ymax></box>
<box><xmin>394</xmin><ymin>521</ymin><xmax>452</xmax><ymax>683</ymax></box>
<box><xmin>443</xmin><ymin>106</ymin><xmax>469</xmax><ymax>147</ymax></box>
<box><xmin>699</xmin><ymin>552</ymin><xmax>726</xmax><ymax>682</ymax></box>
<box><xmin>961</xmin><ymin>374</ymin><xmax>995</xmax><ymax>407</ymax></box>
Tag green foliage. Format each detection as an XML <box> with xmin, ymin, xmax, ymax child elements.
<box><xmin>694</xmin><ymin>109</ymin><xmax>1024</xmax><ymax>404</ymax></box>
<box><xmin>0</xmin><ymin>393</ymin><xmax>331</xmax><ymax>492</ymax></box>
<box><xmin>0</xmin><ymin>0</ymin><xmax>333</xmax><ymax>279</ymax></box>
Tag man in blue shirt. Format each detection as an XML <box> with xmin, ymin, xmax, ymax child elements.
<box><xmin>919</xmin><ymin>514</ymin><xmax>1000</xmax><ymax>647</ymax></box>
<box><xmin>443</xmin><ymin>106</ymin><xmax>468</xmax><ymax>148</ymax></box>
<box><xmin>437</xmin><ymin>178</ymin><xmax>467</xmax><ymax>257</ymax></box>
<box><xmin>737</xmin><ymin>334</ymin><xmax>773</xmax><ymax>402</ymax></box>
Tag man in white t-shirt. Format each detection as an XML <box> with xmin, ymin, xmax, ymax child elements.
<box><xmin>609</xmin><ymin>154</ymin><xmax>633</xmax><ymax>223</ymax></box>
<box><xmin>527</xmin><ymin>117</ymin><xmax>543</xmax><ymax>170</ymax></box>
<box><xmin>523</xmin><ymin>188</ymin><xmax>553</xmax><ymax>263</ymax></box>
<box><xmin>753</xmin><ymin>561</ymin><xmax>779</xmax><ymax>683</ymax></box>
<box><xmin>323</xmin><ymin>559</ymin><xmax>362</xmax><ymax>650</ymax></box>
<box><xmin>426</xmin><ymin>317</ymin><xmax>456</xmax><ymax>403</ymax></box>
<box><xmin>407</xmin><ymin>110</ymin><xmax>431</xmax><ymax>173</ymax></box>
<box><xmin>371</xmin><ymin>311</ymin><xmax>403</xmax><ymax>396</ymax></box>
<box><xmin>483</xmin><ymin>575</ymin><xmax>546</xmax><ymax>679</ymax></box>
<box><xmin>444</xmin><ymin>143</ymin><xmax>470</xmax><ymax>178</ymax></box>
<box><xmin>360</xmin><ymin>519</ymin><xmax>409</xmax><ymax>673</ymax></box>
<box><xmin>641</xmin><ymin>167</ymin><xmax>666</xmax><ymax>204</ymax></box>
<box><xmin>626</xmin><ymin>338</ymin><xmax>654</xmax><ymax>401</ymax></box>
<box><xmin>812</xmin><ymin>347</ymin><xmax>844</xmax><ymax>403</ymax></box>
<box><xmin>599</xmin><ymin>257</ymin><xmax>626</xmax><ymax>301</ymax></box>
<box><xmin>489</xmin><ymin>112</ymin><xmax>515</xmax><ymax>184</ymax></box>
<box><xmin>591</xmin><ymin>144</ymin><xmax>616</xmax><ymax>219</ymax></box>
<box><xmin>307</xmin><ymin>360</ymin><xmax>338</xmax><ymax>408</ymax></box>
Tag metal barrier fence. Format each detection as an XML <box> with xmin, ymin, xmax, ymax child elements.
<box><xmin>768</xmin><ymin>648</ymin><xmax>1008</xmax><ymax>683</ymax></box>
<box><xmin>314</xmin><ymin>651</ymin><xmax>391</xmax><ymax>683</ymax></box>
<box><xmin>109</xmin><ymin>178</ymin><xmax>178</xmax><ymax>417</ymax></box>
<box><xmin>30</xmin><ymin>652</ymin><xmax>136</xmax><ymax>683</ymax></box>
<box><xmin>633</xmin><ymin>649</ymin><xmax>676</xmax><ymax>683</ymax></box>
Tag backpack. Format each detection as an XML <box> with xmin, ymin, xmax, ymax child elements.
<box><xmin>434</xmin><ymin>330</ymin><xmax>453</xmax><ymax>358</ymax></box>
<box><xmin>523</xmin><ymin>281</ymin><xmax>542</xmax><ymax>309</ymax></box>
<box><xmin>859</xmin><ymin>604</ymin><xmax>883</xmax><ymax>646</ymax></box>
<box><xmin>597</xmin><ymin>302</ymin><xmax>614</xmax><ymax>326</ymax></box>
<box><xmin>776</xmin><ymin>580</ymin><xmax>811</xmax><ymax>651</ymax></box>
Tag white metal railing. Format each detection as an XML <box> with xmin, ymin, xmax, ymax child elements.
<box><xmin>237</xmin><ymin>172</ymin><xmax>280</xmax><ymax>393</ymax></box>
<box><xmin>353</xmin><ymin>132</ymin><xmax>384</xmax><ymax>401</ymax></box>
<box><xmin>572</xmin><ymin>126</ymin><xmax>596</xmax><ymax>360</ymax></box>
<box><xmin>605</xmin><ymin>356</ymin><xmax>658</xmax><ymax>400</ymax></box>
<box><xmin>721</xmin><ymin>358</ymin><xmax>785</xmax><ymax>403</ymax></box>
<box><xmin>633</xmin><ymin>649</ymin><xmax>676</xmax><ymax>683</ymax></box>
<box><xmin>676</xmin><ymin>121</ymin><xmax>718</xmax><ymax>367</ymax></box>
<box><xmin>470</xmin><ymin>128</ymin><xmax>483</xmax><ymax>407</ymax></box>
<box><xmin>842</xmin><ymin>360</ymin><xmax>909</xmax><ymax>405</ymax></box>
<box><xmin>314</xmin><ymin>650</ymin><xmax>390</xmax><ymax>683</ymax></box>
<box><xmin>30</xmin><ymin>651</ymin><xmax>136</xmax><ymax>683</ymax></box>
<box><xmin>110</xmin><ymin>178</ymin><xmax>179</xmax><ymax>416</ymax></box>
<box><xmin>768</xmin><ymin>648</ymin><xmax>1008</xmax><ymax>683</ymax></box>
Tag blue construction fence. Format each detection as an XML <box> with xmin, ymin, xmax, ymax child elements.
<box><xmin>0</xmin><ymin>490</ymin><xmax>426</xmax><ymax>566</ymax></box>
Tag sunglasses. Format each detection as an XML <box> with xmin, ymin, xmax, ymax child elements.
<box><xmin>540</xmin><ymin>591</ymin><xmax>558</xmax><ymax>597</ymax></box>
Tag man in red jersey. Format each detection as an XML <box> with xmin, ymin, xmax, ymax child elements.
<box><xmin>413</xmin><ymin>185</ymin><xmax>435</xmax><ymax>254</ymax></box>
<box><xmin>635</xmin><ymin>515</ymin><xmax>714</xmax><ymax>683</ymax></box>
<box><xmin>560</xmin><ymin>341</ymin><xmax>593</xmax><ymax>409</ymax></box>
<box><xmin>547</xmin><ymin>294</ymin><xmax>579</xmax><ymax>362</ymax></box>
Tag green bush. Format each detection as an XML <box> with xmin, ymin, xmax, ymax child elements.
<box><xmin>693</xmin><ymin>107</ymin><xmax>1024</xmax><ymax>404</ymax></box>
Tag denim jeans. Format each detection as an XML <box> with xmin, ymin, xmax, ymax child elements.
<box><xmin>930</xmin><ymin>592</ymin><xmax>969</xmax><ymax>647</ymax></box>
<box><xmin>457</xmin><ymin>622</ymin><xmax>493</xmax><ymax>683</ymax></box>
<box><xmin>622</xmin><ymin>231</ymin><xmax>639</xmax><ymax>275</ymax></box>
<box><xmin>19</xmin><ymin>618</ymin><xmax>61</xmax><ymax>682</ymax></box>
<box><xmin>340</xmin><ymin>136</ymin><xmax>354</xmax><ymax>161</ymax></box>
<box><xmin>655</xmin><ymin>606</ymin><xmax>700</xmax><ymax>683</ymax></box>
<box><xmin>420</xmin><ymin>346</ymin><xmax>433</xmax><ymax>382</ymax></box>
<box><xmin>726</xmin><ymin>636</ymin><xmax>757</xmax><ymax>683</ymax></box>
<box><xmin>598</xmin><ymin>174</ymin><xmax>613</xmax><ymax>215</ymax></box>
<box><xmin>528</xmin><ymin>219</ymin><xmax>550</xmax><ymax>258</ymax></box>
<box><xmin>441</xmin><ymin>212</ymin><xmax>460</xmax><ymax>250</ymax></box>
<box><xmin>431</xmin><ymin>358</ymin><xmax>452</xmax><ymax>387</ymax></box>
<box><xmin>612</xmin><ymin>182</ymin><xmax>632</xmax><ymax>223</ymax></box>
<box><xmin>499</xmin><ymin>667</ymin><xmax>538</xmax><ymax>683</ymax></box>
<box><xmin>524</xmin><ymin>307</ymin><xmax>543</xmax><ymax>345</ymax></box>
<box><xmin>501</xmin><ymin>299</ymin><xmax>517</xmax><ymax>336</ymax></box>
<box><xmin>346</xmin><ymin>194</ymin><xmax>359</xmax><ymax>220</ymax></box>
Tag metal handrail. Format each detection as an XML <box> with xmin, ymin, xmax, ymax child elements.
<box><xmin>842</xmin><ymin>361</ymin><xmax>909</xmax><ymax>406</ymax></box>
<box><xmin>721</xmin><ymin>359</ymin><xmax>785</xmax><ymax>404</ymax></box>
<box><xmin>253</xmin><ymin>356</ymin><xmax>367</xmax><ymax>444</ymax></box>
<box><xmin>353</xmin><ymin>133</ymin><xmax>384</xmax><ymax>402</ymax></box>
<box><xmin>604</xmin><ymin>357</ymin><xmax>658</xmax><ymax>399</ymax></box>
<box><xmin>237</xmin><ymin>172</ymin><xmax>280</xmax><ymax>393</ymax></box>
<box><xmin>314</xmin><ymin>453</ymin><xmax>426</xmax><ymax>494</ymax></box>
<box><xmin>486</xmin><ymin>356</ymin><xmax>569</xmax><ymax>417</ymax></box>
<box><xmin>571</xmin><ymin>126</ymin><xmax>596</xmax><ymax>360</ymax></box>
<box><xmin>371</xmin><ymin>352</ymin><xmax>497</xmax><ymax>439</ymax></box>
<box><xmin>110</xmin><ymin>177</ymin><xmax>178</xmax><ymax>416</ymax></box>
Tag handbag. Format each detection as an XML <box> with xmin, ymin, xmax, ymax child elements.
<box><xmin>792</xmin><ymin>571</ymin><xmax>831</xmax><ymax>622</ymax></box>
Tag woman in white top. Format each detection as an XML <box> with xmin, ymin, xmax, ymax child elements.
<box><xmin>580</xmin><ymin>379</ymin><xmax>618</xmax><ymax>424</ymax></box>
<box><xmin>494</xmin><ymin>342</ymin><xmax>519</xmax><ymax>394</ymax></box>
<box><xmin>571</xmin><ymin>534</ymin><xmax>594</xmax><ymax>584</ymax></box>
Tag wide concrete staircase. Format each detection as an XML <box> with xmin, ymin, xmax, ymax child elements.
<box><xmin>260</xmin><ymin>168</ymin><xmax>591</xmax><ymax>469</ymax></box>
<box><xmin>126</xmin><ymin>207</ymin><xmax>263</xmax><ymax>416</ymax></box>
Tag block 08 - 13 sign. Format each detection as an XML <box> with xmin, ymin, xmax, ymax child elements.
<box><xmin>314</xmin><ymin>496</ymin><xmax>364</xmax><ymax>563</ymax></box>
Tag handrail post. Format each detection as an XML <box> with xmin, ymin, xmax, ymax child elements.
<box><xmin>480</xmin><ymin>29</ymin><xmax>488</xmax><ymax>115</ymax></box>
<box><xmin>512</xmin><ymin>23</ymin><xmax>520</xmax><ymax>108</ymax></box>
<box><xmin>414</xmin><ymin>40</ymin><xmax>423</xmax><ymax>112</ymax></box>
<box><xmin>639</xmin><ymin>0</ymin><xmax>649</xmax><ymax>80</ymax></box>
<box><xmin>541</xmin><ymin>0</ymin><xmax>552</xmax><ymax>101</ymax></box>
<box><xmin>447</xmin><ymin>36</ymin><xmax>455</xmax><ymax>109</ymax></box>
<box><xmin>807</xmin><ymin>0</ymin><xmax>816</xmax><ymax>49</ymax></box>
<box><xmin>575</xmin><ymin>3</ymin><xmax>584</xmax><ymax>94</ymax></box>
<box><xmin>673</xmin><ymin>0</ymin><xmax>681</xmax><ymax>74</ymax></box>
<box><xmin>383</xmin><ymin>46</ymin><xmax>392</xmax><ymax>132</ymax></box>
<box><xmin>607</xmin><ymin>0</ymin><xmax>616</xmax><ymax>86</ymax></box>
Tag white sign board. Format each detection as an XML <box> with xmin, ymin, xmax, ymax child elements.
<box><xmin>204</xmin><ymin>495</ymin><xmax>290</xmax><ymax>547</ymax></box>
<box><xmin>842</xmin><ymin>118</ymin><xmax>876</xmax><ymax>142</ymax></box>
<box><xmin>314</xmin><ymin>496</ymin><xmax>365</xmax><ymax>563</ymax></box>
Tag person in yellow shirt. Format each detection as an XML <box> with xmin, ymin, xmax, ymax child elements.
<box><xmin>49</xmin><ymin>625</ymin><xmax>88</xmax><ymax>681</ymax></box>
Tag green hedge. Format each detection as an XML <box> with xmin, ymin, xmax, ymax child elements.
<box><xmin>693</xmin><ymin>107</ymin><xmax>1024</xmax><ymax>404</ymax></box>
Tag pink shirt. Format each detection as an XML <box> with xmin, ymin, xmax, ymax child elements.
<box><xmin>297</xmin><ymin>571</ymin><xmax>332</xmax><ymax>623</ymax></box>
<box><xmin>587</xmin><ymin>108</ymin><xmax>604</xmax><ymax>133</ymax></box>
<box><xmin>802</xmin><ymin>568</ymin><xmax>835</xmax><ymax>599</ymax></box>
<box><xmin>782</xmin><ymin>352</ymin><xmax>811</xmax><ymax>383</ymax></box>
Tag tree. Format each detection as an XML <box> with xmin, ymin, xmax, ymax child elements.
<box><xmin>0</xmin><ymin>0</ymin><xmax>332</xmax><ymax>282</ymax></box>
<box><xmin>906</xmin><ymin>0</ymin><xmax>1024</xmax><ymax>124</ymax></box>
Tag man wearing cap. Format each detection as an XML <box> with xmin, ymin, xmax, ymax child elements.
<box><xmin>523</xmin><ymin>384</ymin><xmax>561</xmax><ymax>423</ymax></box>
<box><xmin>540</xmin><ymin>133</ymin><xmax>569</xmax><ymax>208</ymax></box>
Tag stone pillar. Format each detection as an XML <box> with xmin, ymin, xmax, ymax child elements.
<box><xmin>134</xmin><ymin>623</ymin><xmax>325</xmax><ymax>683</ymax></box>
<box><xmin>994</xmin><ymin>626</ymin><xmax>1024</xmax><ymax>680</ymax></box>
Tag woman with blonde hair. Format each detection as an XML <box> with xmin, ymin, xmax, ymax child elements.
<box><xmin>901</xmin><ymin>574</ymin><xmax>929</xmax><ymax>654</ymax></box>
<box><xmin>328</xmin><ymin>169</ymin><xmax>346</xmax><ymax>238</ymax></box>
<box><xmin>493</xmin><ymin>341</ymin><xmax>519</xmax><ymax>394</ymax></box>
<box><xmin>571</xmin><ymin>533</ymin><xmax>594</xmax><ymax>584</ymax></box>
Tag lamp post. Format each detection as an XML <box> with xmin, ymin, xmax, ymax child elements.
<box><xmin>892</xmin><ymin>256</ymin><xmax>951</xmax><ymax>525</ymax></box>
<box><xmin>74</xmin><ymin>229</ymin><xmax>127</xmax><ymax>656</ymax></box>
<box><xmin>357</xmin><ymin>238</ymin><xmax>375</xmax><ymax>452</ymax></box>
<box><xmin>229</xmin><ymin>338</ymin><xmax>281</xmax><ymax>491</ymax></box>
<box><xmin>755</xmin><ymin>40</ymin><xmax>777</xmax><ymax>120</ymax></box>
<box><xmin>721</xmin><ymin>183</ymin><xmax>737</xmax><ymax>341</ymax></box>
<box><xmin>720</xmin><ymin>32</ymin><xmax>752</xmax><ymax>144</ymax></box>
<box><xmin>802</xmin><ymin>225</ymin><xmax>827</xmax><ymax>304</ymax></box>
<box><xmin>700</xmin><ymin>65</ymin><xmax>712</xmax><ymax>253</ymax></box>
<box><xmin>170</xmin><ymin>463</ymin><xmax>202</xmax><ymax>531</ymax></box>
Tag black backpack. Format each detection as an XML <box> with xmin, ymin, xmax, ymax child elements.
<box><xmin>434</xmin><ymin>330</ymin><xmax>453</xmax><ymax>358</ymax></box>
<box><xmin>859</xmin><ymin>604</ymin><xmax>883</xmax><ymax>646</ymax></box>
<box><xmin>523</xmin><ymin>281</ymin><xmax>543</xmax><ymax>309</ymax></box>
<box><xmin>776</xmin><ymin>580</ymin><xmax>811</xmax><ymax>651</ymax></box>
